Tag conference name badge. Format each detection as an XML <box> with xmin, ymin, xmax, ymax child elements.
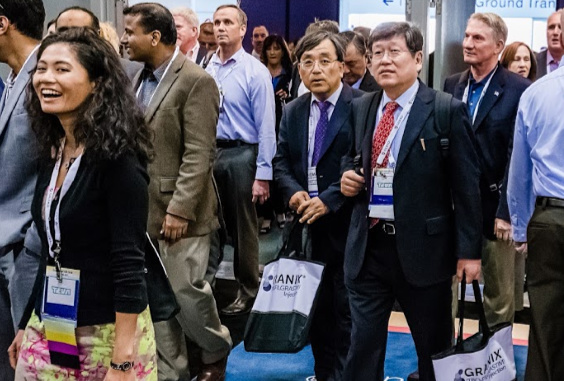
<box><xmin>308</xmin><ymin>166</ymin><xmax>319</xmax><ymax>198</ymax></box>
<box><xmin>42</xmin><ymin>266</ymin><xmax>81</xmax><ymax>369</ymax></box>
<box><xmin>369</xmin><ymin>168</ymin><xmax>394</xmax><ymax>220</ymax></box>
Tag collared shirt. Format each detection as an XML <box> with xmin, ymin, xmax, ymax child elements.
<box><xmin>252</xmin><ymin>49</ymin><xmax>261</xmax><ymax>60</ymax></box>
<box><xmin>546</xmin><ymin>49</ymin><xmax>560</xmax><ymax>73</ymax></box>
<box><xmin>508</xmin><ymin>66</ymin><xmax>564</xmax><ymax>242</ymax></box>
<box><xmin>137</xmin><ymin>49</ymin><xmax>177</xmax><ymax>108</ymax></box>
<box><xmin>206</xmin><ymin>47</ymin><xmax>276</xmax><ymax>180</ymax></box>
<box><xmin>1</xmin><ymin>45</ymin><xmax>39</xmax><ymax>110</ymax></box>
<box><xmin>374</xmin><ymin>80</ymin><xmax>420</xmax><ymax>168</ymax></box>
<box><xmin>351</xmin><ymin>71</ymin><xmax>365</xmax><ymax>89</ymax></box>
<box><xmin>307</xmin><ymin>83</ymin><xmax>343</xmax><ymax>166</ymax></box>
<box><xmin>466</xmin><ymin>65</ymin><xmax>496</xmax><ymax>120</ymax></box>
<box><xmin>187</xmin><ymin>41</ymin><xmax>200</xmax><ymax>63</ymax></box>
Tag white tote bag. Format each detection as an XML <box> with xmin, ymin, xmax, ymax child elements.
<box><xmin>432</xmin><ymin>277</ymin><xmax>516</xmax><ymax>381</ymax></box>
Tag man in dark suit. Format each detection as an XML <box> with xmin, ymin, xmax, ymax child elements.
<box><xmin>273</xmin><ymin>31</ymin><xmax>362</xmax><ymax>381</ymax></box>
<box><xmin>444</xmin><ymin>12</ymin><xmax>530</xmax><ymax>328</ymax></box>
<box><xmin>536</xmin><ymin>9</ymin><xmax>563</xmax><ymax>79</ymax></box>
<box><xmin>171</xmin><ymin>7</ymin><xmax>209</xmax><ymax>65</ymax></box>
<box><xmin>339</xmin><ymin>31</ymin><xmax>381</xmax><ymax>92</ymax></box>
<box><xmin>340</xmin><ymin>22</ymin><xmax>482</xmax><ymax>381</ymax></box>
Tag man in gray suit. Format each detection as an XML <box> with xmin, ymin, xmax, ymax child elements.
<box><xmin>536</xmin><ymin>9</ymin><xmax>563</xmax><ymax>79</ymax></box>
<box><xmin>0</xmin><ymin>0</ymin><xmax>45</xmax><ymax>377</ymax></box>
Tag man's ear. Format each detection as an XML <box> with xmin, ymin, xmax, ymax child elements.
<box><xmin>151</xmin><ymin>30</ymin><xmax>162</xmax><ymax>46</ymax></box>
<box><xmin>0</xmin><ymin>16</ymin><xmax>9</xmax><ymax>33</ymax></box>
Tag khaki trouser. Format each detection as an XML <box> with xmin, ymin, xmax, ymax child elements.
<box><xmin>154</xmin><ymin>235</ymin><xmax>232</xmax><ymax>381</ymax></box>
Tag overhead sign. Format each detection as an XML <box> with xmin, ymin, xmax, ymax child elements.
<box><xmin>476</xmin><ymin>0</ymin><xmax>556</xmax><ymax>18</ymax></box>
<box><xmin>343</xmin><ymin>0</ymin><xmax>555</xmax><ymax>18</ymax></box>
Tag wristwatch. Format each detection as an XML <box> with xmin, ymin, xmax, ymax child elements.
<box><xmin>110</xmin><ymin>360</ymin><xmax>134</xmax><ymax>372</ymax></box>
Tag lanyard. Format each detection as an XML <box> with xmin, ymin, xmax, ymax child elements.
<box><xmin>375</xmin><ymin>91</ymin><xmax>417</xmax><ymax>167</ymax></box>
<box><xmin>44</xmin><ymin>139</ymin><xmax>83</xmax><ymax>279</ymax></box>
<box><xmin>136</xmin><ymin>47</ymin><xmax>179</xmax><ymax>104</ymax></box>
<box><xmin>462</xmin><ymin>65</ymin><xmax>497</xmax><ymax>124</ymax></box>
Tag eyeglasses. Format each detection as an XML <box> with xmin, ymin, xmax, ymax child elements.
<box><xmin>372</xmin><ymin>49</ymin><xmax>410</xmax><ymax>61</ymax></box>
<box><xmin>299</xmin><ymin>58</ymin><xmax>339</xmax><ymax>70</ymax></box>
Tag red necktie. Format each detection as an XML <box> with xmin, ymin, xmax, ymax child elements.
<box><xmin>370</xmin><ymin>101</ymin><xmax>399</xmax><ymax>228</ymax></box>
<box><xmin>371</xmin><ymin>101</ymin><xmax>400</xmax><ymax>170</ymax></box>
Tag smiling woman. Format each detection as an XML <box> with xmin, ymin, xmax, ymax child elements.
<box><xmin>11</xmin><ymin>27</ymin><xmax>157</xmax><ymax>381</ymax></box>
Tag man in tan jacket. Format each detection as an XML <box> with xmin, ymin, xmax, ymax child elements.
<box><xmin>121</xmin><ymin>3</ymin><xmax>231</xmax><ymax>381</ymax></box>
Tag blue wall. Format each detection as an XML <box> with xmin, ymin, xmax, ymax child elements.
<box><xmin>240</xmin><ymin>0</ymin><xmax>340</xmax><ymax>51</ymax></box>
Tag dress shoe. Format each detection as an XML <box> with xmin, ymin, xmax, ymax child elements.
<box><xmin>220</xmin><ymin>294</ymin><xmax>255</xmax><ymax>315</ymax></box>
<box><xmin>407</xmin><ymin>369</ymin><xmax>419</xmax><ymax>381</ymax></box>
<box><xmin>197</xmin><ymin>356</ymin><xmax>227</xmax><ymax>381</ymax></box>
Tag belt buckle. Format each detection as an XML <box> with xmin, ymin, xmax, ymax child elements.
<box><xmin>489</xmin><ymin>183</ymin><xmax>499</xmax><ymax>192</ymax></box>
<box><xmin>382</xmin><ymin>222</ymin><xmax>396</xmax><ymax>235</ymax></box>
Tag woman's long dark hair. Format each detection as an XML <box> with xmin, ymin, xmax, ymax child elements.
<box><xmin>261</xmin><ymin>34</ymin><xmax>293</xmax><ymax>75</ymax></box>
<box><xmin>27</xmin><ymin>27</ymin><xmax>153</xmax><ymax>163</ymax></box>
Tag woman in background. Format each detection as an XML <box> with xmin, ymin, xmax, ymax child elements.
<box><xmin>259</xmin><ymin>34</ymin><xmax>293</xmax><ymax>231</ymax></box>
<box><xmin>10</xmin><ymin>27</ymin><xmax>156</xmax><ymax>380</ymax></box>
<box><xmin>501</xmin><ymin>41</ymin><xmax>537</xmax><ymax>81</ymax></box>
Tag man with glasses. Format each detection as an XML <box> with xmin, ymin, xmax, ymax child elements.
<box><xmin>0</xmin><ymin>0</ymin><xmax>45</xmax><ymax>378</ymax></box>
<box><xmin>273</xmin><ymin>31</ymin><xmax>363</xmax><ymax>381</ymax></box>
<box><xmin>340</xmin><ymin>22</ymin><xmax>482</xmax><ymax>380</ymax></box>
<box><xmin>206</xmin><ymin>5</ymin><xmax>275</xmax><ymax>316</ymax></box>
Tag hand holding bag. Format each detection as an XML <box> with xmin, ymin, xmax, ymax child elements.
<box><xmin>243</xmin><ymin>219</ymin><xmax>324</xmax><ymax>352</ymax></box>
<box><xmin>144</xmin><ymin>233</ymin><xmax>180</xmax><ymax>322</ymax></box>
<box><xmin>431</xmin><ymin>274</ymin><xmax>516</xmax><ymax>380</ymax></box>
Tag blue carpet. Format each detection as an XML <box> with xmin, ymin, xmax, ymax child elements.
<box><xmin>226</xmin><ymin>332</ymin><xmax>528</xmax><ymax>380</ymax></box>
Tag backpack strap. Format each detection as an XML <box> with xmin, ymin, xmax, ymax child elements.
<box><xmin>434</xmin><ymin>91</ymin><xmax>453</xmax><ymax>159</ymax></box>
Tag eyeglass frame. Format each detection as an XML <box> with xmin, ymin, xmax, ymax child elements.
<box><xmin>371</xmin><ymin>48</ymin><xmax>415</xmax><ymax>61</ymax></box>
<box><xmin>298</xmin><ymin>58</ymin><xmax>341</xmax><ymax>71</ymax></box>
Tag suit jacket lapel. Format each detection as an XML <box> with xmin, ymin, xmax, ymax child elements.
<box><xmin>293</xmin><ymin>94</ymin><xmax>311</xmax><ymax>176</ymax></box>
<box><xmin>0</xmin><ymin>49</ymin><xmax>37</xmax><ymax>138</ymax></box>
<box><xmin>454</xmin><ymin>69</ymin><xmax>470</xmax><ymax>101</ymax></box>
<box><xmin>472</xmin><ymin>68</ymin><xmax>505</xmax><ymax>131</ymax></box>
<box><xmin>361</xmin><ymin>91</ymin><xmax>382</xmax><ymax>195</ymax></box>
<box><xmin>317</xmin><ymin>84</ymin><xmax>353</xmax><ymax>163</ymax></box>
<box><xmin>144</xmin><ymin>54</ymin><xmax>184</xmax><ymax>123</ymax></box>
<box><xmin>395</xmin><ymin>84</ymin><xmax>434</xmax><ymax>174</ymax></box>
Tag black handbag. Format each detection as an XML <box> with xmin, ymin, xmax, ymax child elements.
<box><xmin>144</xmin><ymin>233</ymin><xmax>180</xmax><ymax>322</ymax></box>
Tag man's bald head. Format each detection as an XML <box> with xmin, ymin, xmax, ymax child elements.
<box><xmin>56</xmin><ymin>7</ymin><xmax>100</xmax><ymax>32</ymax></box>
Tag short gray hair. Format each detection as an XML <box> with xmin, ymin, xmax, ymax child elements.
<box><xmin>215</xmin><ymin>4</ymin><xmax>247</xmax><ymax>28</ymax></box>
<box><xmin>368</xmin><ymin>22</ymin><xmax>423</xmax><ymax>55</ymax></box>
<box><xmin>171</xmin><ymin>7</ymin><xmax>199</xmax><ymax>34</ymax></box>
<box><xmin>469</xmin><ymin>13</ymin><xmax>508</xmax><ymax>44</ymax></box>
<box><xmin>295</xmin><ymin>31</ymin><xmax>346</xmax><ymax>63</ymax></box>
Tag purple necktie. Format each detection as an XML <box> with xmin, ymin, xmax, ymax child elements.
<box><xmin>312</xmin><ymin>101</ymin><xmax>330</xmax><ymax>166</ymax></box>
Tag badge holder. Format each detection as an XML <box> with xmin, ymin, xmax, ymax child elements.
<box><xmin>369</xmin><ymin>168</ymin><xmax>395</xmax><ymax>220</ymax></box>
<box><xmin>308</xmin><ymin>167</ymin><xmax>318</xmax><ymax>198</ymax></box>
<box><xmin>41</xmin><ymin>250</ymin><xmax>81</xmax><ymax>369</ymax></box>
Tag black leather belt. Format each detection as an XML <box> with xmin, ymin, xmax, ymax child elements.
<box><xmin>216</xmin><ymin>139</ymin><xmax>256</xmax><ymax>149</ymax></box>
<box><xmin>536</xmin><ymin>197</ymin><xmax>564</xmax><ymax>208</ymax></box>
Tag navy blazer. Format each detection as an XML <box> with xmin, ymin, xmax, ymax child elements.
<box><xmin>444</xmin><ymin>65</ymin><xmax>530</xmax><ymax>239</ymax></box>
<box><xmin>273</xmin><ymin>84</ymin><xmax>363</xmax><ymax>263</ymax></box>
<box><xmin>341</xmin><ymin>83</ymin><xmax>482</xmax><ymax>285</ymax></box>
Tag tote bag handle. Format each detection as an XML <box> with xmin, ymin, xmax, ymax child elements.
<box><xmin>456</xmin><ymin>273</ymin><xmax>491</xmax><ymax>351</ymax></box>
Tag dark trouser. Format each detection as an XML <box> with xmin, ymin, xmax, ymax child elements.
<box><xmin>309</xmin><ymin>263</ymin><xmax>350</xmax><ymax>381</ymax></box>
<box><xmin>344</xmin><ymin>226</ymin><xmax>452</xmax><ymax>381</ymax></box>
<box><xmin>525</xmin><ymin>201</ymin><xmax>564</xmax><ymax>380</ymax></box>
<box><xmin>308</xmin><ymin>214</ymin><xmax>351</xmax><ymax>381</ymax></box>
<box><xmin>213</xmin><ymin>144</ymin><xmax>260</xmax><ymax>298</ymax></box>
